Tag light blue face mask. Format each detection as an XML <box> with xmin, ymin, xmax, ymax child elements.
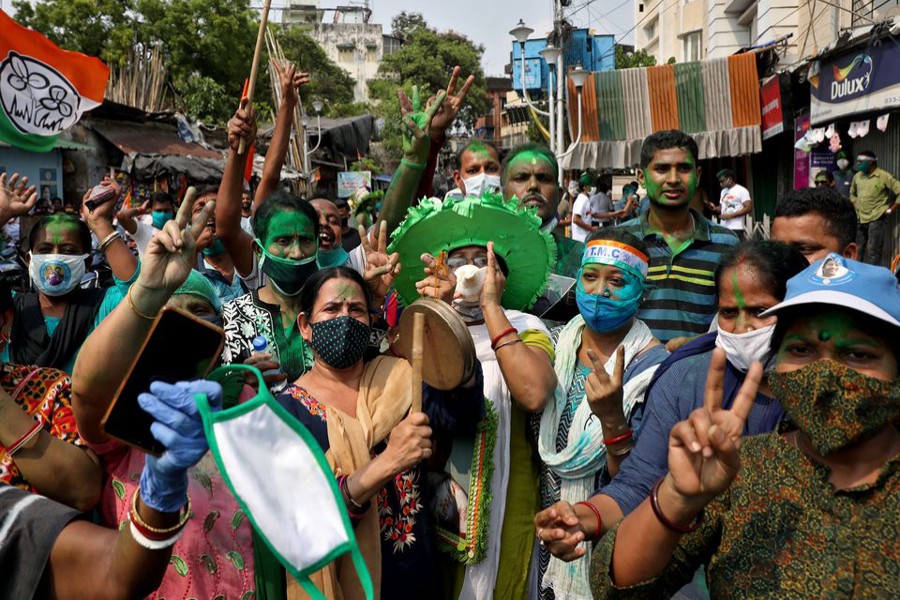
<box><xmin>575</xmin><ymin>269</ymin><xmax>644</xmax><ymax>333</ymax></box>
<box><xmin>317</xmin><ymin>246</ymin><xmax>350</xmax><ymax>269</ymax></box>
<box><xmin>198</xmin><ymin>365</ymin><xmax>374</xmax><ymax>600</ymax></box>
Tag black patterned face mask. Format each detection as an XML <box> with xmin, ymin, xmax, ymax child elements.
<box><xmin>769</xmin><ymin>359</ymin><xmax>900</xmax><ymax>455</ymax></box>
<box><xmin>309</xmin><ymin>316</ymin><xmax>370</xmax><ymax>369</ymax></box>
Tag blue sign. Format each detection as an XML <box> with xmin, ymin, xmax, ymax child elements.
<box><xmin>810</xmin><ymin>43</ymin><xmax>900</xmax><ymax>125</ymax></box>
<box><xmin>510</xmin><ymin>30</ymin><xmax>615</xmax><ymax>93</ymax></box>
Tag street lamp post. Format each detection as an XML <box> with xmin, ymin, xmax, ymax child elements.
<box><xmin>509</xmin><ymin>20</ymin><xmax>551</xmax><ymax>124</ymax></box>
<box><xmin>538</xmin><ymin>44</ymin><xmax>562</xmax><ymax>166</ymax></box>
<box><xmin>556</xmin><ymin>67</ymin><xmax>589</xmax><ymax>161</ymax></box>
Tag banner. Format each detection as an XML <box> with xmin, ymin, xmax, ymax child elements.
<box><xmin>0</xmin><ymin>10</ymin><xmax>109</xmax><ymax>153</ymax></box>
<box><xmin>760</xmin><ymin>75</ymin><xmax>784</xmax><ymax>140</ymax></box>
<box><xmin>337</xmin><ymin>171</ymin><xmax>371</xmax><ymax>199</ymax></box>
<box><xmin>810</xmin><ymin>43</ymin><xmax>900</xmax><ymax>125</ymax></box>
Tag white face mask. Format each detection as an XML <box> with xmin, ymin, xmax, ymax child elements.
<box><xmin>28</xmin><ymin>252</ymin><xmax>88</xmax><ymax>296</ymax></box>
<box><xmin>714</xmin><ymin>323</ymin><xmax>776</xmax><ymax>373</ymax></box>
<box><xmin>199</xmin><ymin>365</ymin><xmax>374</xmax><ymax>598</ymax></box>
<box><xmin>836</xmin><ymin>159</ymin><xmax>850</xmax><ymax>170</ymax></box>
<box><xmin>461</xmin><ymin>172</ymin><xmax>501</xmax><ymax>198</ymax></box>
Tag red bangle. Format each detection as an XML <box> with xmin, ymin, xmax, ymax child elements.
<box><xmin>603</xmin><ymin>429</ymin><xmax>633</xmax><ymax>446</ymax></box>
<box><xmin>575</xmin><ymin>501</ymin><xmax>603</xmax><ymax>540</ymax></box>
<box><xmin>490</xmin><ymin>327</ymin><xmax>518</xmax><ymax>350</ymax></box>
<box><xmin>650</xmin><ymin>478</ymin><xmax>704</xmax><ymax>534</ymax></box>
<box><xmin>4</xmin><ymin>419</ymin><xmax>42</xmax><ymax>456</ymax></box>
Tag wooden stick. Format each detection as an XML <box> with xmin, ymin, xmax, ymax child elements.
<box><xmin>238</xmin><ymin>0</ymin><xmax>272</xmax><ymax>155</ymax></box>
<box><xmin>410</xmin><ymin>312</ymin><xmax>425</xmax><ymax>413</ymax></box>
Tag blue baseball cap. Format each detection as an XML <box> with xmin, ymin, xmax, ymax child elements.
<box><xmin>761</xmin><ymin>253</ymin><xmax>900</xmax><ymax>327</ymax></box>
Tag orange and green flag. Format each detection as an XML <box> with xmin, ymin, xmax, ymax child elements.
<box><xmin>0</xmin><ymin>10</ymin><xmax>109</xmax><ymax>153</ymax></box>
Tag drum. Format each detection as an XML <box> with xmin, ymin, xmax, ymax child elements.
<box><xmin>398</xmin><ymin>298</ymin><xmax>476</xmax><ymax>390</ymax></box>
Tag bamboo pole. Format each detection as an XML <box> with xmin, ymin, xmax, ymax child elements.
<box><xmin>238</xmin><ymin>0</ymin><xmax>272</xmax><ymax>155</ymax></box>
<box><xmin>410</xmin><ymin>312</ymin><xmax>425</xmax><ymax>413</ymax></box>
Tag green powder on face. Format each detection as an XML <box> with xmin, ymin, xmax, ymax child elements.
<box><xmin>263</xmin><ymin>211</ymin><xmax>315</xmax><ymax>254</ymax></box>
<box><xmin>732</xmin><ymin>269</ymin><xmax>746</xmax><ymax>310</ymax></box>
<box><xmin>43</xmin><ymin>221</ymin><xmax>81</xmax><ymax>248</ymax></box>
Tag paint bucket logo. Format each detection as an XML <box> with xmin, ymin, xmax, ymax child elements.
<box><xmin>0</xmin><ymin>52</ymin><xmax>81</xmax><ymax>136</ymax></box>
<box><xmin>829</xmin><ymin>54</ymin><xmax>873</xmax><ymax>102</ymax></box>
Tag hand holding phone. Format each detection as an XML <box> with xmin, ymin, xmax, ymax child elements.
<box><xmin>85</xmin><ymin>184</ymin><xmax>117</xmax><ymax>212</ymax></box>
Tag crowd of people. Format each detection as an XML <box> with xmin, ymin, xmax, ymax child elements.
<box><xmin>1</xmin><ymin>62</ymin><xmax>898</xmax><ymax>600</ymax></box>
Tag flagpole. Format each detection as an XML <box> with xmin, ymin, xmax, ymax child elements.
<box><xmin>238</xmin><ymin>0</ymin><xmax>272</xmax><ymax>155</ymax></box>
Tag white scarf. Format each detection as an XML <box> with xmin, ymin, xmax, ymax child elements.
<box><xmin>538</xmin><ymin>316</ymin><xmax>657</xmax><ymax>600</ymax></box>
<box><xmin>458</xmin><ymin>310</ymin><xmax>550</xmax><ymax>600</ymax></box>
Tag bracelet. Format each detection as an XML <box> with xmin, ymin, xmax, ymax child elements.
<box><xmin>4</xmin><ymin>419</ymin><xmax>42</xmax><ymax>456</ymax></box>
<box><xmin>130</xmin><ymin>489</ymin><xmax>192</xmax><ymax>536</ymax></box>
<box><xmin>575</xmin><ymin>501</ymin><xmax>603</xmax><ymax>541</ymax></box>
<box><xmin>129</xmin><ymin>520</ymin><xmax>186</xmax><ymax>550</ymax></box>
<box><xmin>339</xmin><ymin>475</ymin><xmax>368</xmax><ymax>515</ymax></box>
<box><xmin>490</xmin><ymin>327</ymin><xmax>518</xmax><ymax>349</ymax></box>
<box><xmin>98</xmin><ymin>231</ymin><xmax>121</xmax><ymax>253</ymax></box>
<box><xmin>494</xmin><ymin>338</ymin><xmax>523</xmax><ymax>352</ymax></box>
<box><xmin>603</xmin><ymin>429</ymin><xmax>634</xmax><ymax>446</ymax></box>
<box><xmin>650</xmin><ymin>478</ymin><xmax>704</xmax><ymax>534</ymax></box>
<box><xmin>401</xmin><ymin>159</ymin><xmax>426</xmax><ymax>171</ymax></box>
<box><xmin>607</xmin><ymin>442</ymin><xmax>634</xmax><ymax>457</ymax></box>
<box><xmin>126</xmin><ymin>287</ymin><xmax>159</xmax><ymax>321</ymax></box>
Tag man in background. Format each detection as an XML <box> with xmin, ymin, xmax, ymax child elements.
<box><xmin>850</xmin><ymin>150</ymin><xmax>900</xmax><ymax>264</ymax></box>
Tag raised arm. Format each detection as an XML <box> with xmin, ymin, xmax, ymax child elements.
<box><xmin>72</xmin><ymin>190</ymin><xmax>214</xmax><ymax>444</ymax></box>
<box><xmin>82</xmin><ymin>178</ymin><xmax>137</xmax><ymax>281</ymax></box>
<box><xmin>115</xmin><ymin>201</ymin><xmax>148</xmax><ymax>235</ymax></box>
<box><xmin>253</xmin><ymin>60</ymin><xmax>309</xmax><ymax>210</ymax></box>
<box><xmin>215</xmin><ymin>101</ymin><xmax>258</xmax><ymax>277</ymax></box>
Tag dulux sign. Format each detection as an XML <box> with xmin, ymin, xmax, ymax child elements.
<box><xmin>810</xmin><ymin>43</ymin><xmax>900</xmax><ymax>125</ymax></box>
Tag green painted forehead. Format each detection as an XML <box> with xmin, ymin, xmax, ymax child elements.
<box><xmin>261</xmin><ymin>210</ymin><xmax>314</xmax><ymax>243</ymax></box>
<box><xmin>38</xmin><ymin>220</ymin><xmax>82</xmax><ymax>247</ymax></box>
<box><xmin>504</xmin><ymin>150</ymin><xmax>558</xmax><ymax>180</ymax></box>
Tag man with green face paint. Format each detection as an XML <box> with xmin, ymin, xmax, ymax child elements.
<box><xmin>849</xmin><ymin>150</ymin><xmax>900</xmax><ymax>265</ymax></box>
<box><xmin>613</xmin><ymin>130</ymin><xmax>739</xmax><ymax>343</ymax></box>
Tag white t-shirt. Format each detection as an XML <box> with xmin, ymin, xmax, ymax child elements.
<box><xmin>130</xmin><ymin>220</ymin><xmax>159</xmax><ymax>258</ymax></box>
<box><xmin>719</xmin><ymin>184</ymin><xmax>751</xmax><ymax>231</ymax></box>
<box><xmin>571</xmin><ymin>192</ymin><xmax>593</xmax><ymax>242</ymax></box>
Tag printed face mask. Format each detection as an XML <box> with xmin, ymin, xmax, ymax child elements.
<box><xmin>257</xmin><ymin>240</ymin><xmax>318</xmax><ymax>296</ymax></box>
<box><xmin>198</xmin><ymin>365</ymin><xmax>374</xmax><ymax>600</ymax></box>
<box><xmin>309</xmin><ymin>315</ymin><xmax>370</xmax><ymax>369</ymax></box>
<box><xmin>317</xmin><ymin>246</ymin><xmax>350</xmax><ymax>269</ymax></box>
<box><xmin>29</xmin><ymin>252</ymin><xmax>88</xmax><ymax>296</ymax></box>
<box><xmin>152</xmin><ymin>210</ymin><xmax>174</xmax><ymax>229</ymax></box>
<box><xmin>462</xmin><ymin>172</ymin><xmax>501</xmax><ymax>198</ymax></box>
<box><xmin>768</xmin><ymin>359</ymin><xmax>900</xmax><ymax>456</ymax></box>
<box><xmin>714</xmin><ymin>323</ymin><xmax>776</xmax><ymax>373</ymax></box>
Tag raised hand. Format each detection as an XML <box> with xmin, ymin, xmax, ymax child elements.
<box><xmin>585</xmin><ymin>346</ymin><xmax>626</xmax><ymax>423</ymax></box>
<box><xmin>480</xmin><ymin>241</ymin><xmax>506</xmax><ymax>308</ymax></box>
<box><xmin>360</xmin><ymin>220</ymin><xmax>400</xmax><ymax>302</ymax></box>
<box><xmin>227</xmin><ymin>97</ymin><xmax>258</xmax><ymax>153</ymax></box>
<box><xmin>534</xmin><ymin>501</ymin><xmax>588</xmax><ymax>562</ymax></box>
<box><xmin>426</xmin><ymin>66</ymin><xmax>476</xmax><ymax>142</ymax></box>
<box><xmin>382</xmin><ymin>412</ymin><xmax>433</xmax><ymax>473</ymax></box>
<box><xmin>0</xmin><ymin>172</ymin><xmax>37</xmax><ymax>222</ymax></box>
<box><xmin>399</xmin><ymin>85</ymin><xmax>448</xmax><ymax>164</ymax></box>
<box><xmin>272</xmin><ymin>59</ymin><xmax>310</xmax><ymax>107</ymax></box>
<box><xmin>138</xmin><ymin>187</ymin><xmax>213</xmax><ymax>295</ymax></box>
<box><xmin>667</xmin><ymin>348</ymin><xmax>761</xmax><ymax>504</ymax></box>
<box><xmin>415</xmin><ymin>251</ymin><xmax>456</xmax><ymax>304</ymax></box>
<box><xmin>80</xmin><ymin>177</ymin><xmax>120</xmax><ymax>226</ymax></box>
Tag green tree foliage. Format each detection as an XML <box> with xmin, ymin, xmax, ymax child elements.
<box><xmin>370</xmin><ymin>14</ymin><xmax>487</xmax><ymax>159</ymax></box>
<box><xmin>614</xmin><ymin>45</ymin><xmax>658</xmax><ymax>69</ymax></box>
<box><xmin>276</xmin><ymin>26</ymin><xmax>356</xmax><ymax>116</ymax></box>
<box><xmin>13</xmin><ymin>0</ymin><xmax>257</xmax><ymax>124</ymax></box>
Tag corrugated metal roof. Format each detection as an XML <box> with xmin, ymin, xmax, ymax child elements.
<box><xmin>0</xmin><ymin>138</ymin><xmax>93</xmax><ymax>151</ymax></box>
<box><xmin>90</xmin><ymin>120</ymin><xmax>222</xmax><ymax>159</ymax></box>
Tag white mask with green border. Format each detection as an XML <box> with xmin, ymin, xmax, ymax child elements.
<box><xmin>197</xmin><ymin>364</ymin><xmax>374</xmax><ymax>600</ymax></box>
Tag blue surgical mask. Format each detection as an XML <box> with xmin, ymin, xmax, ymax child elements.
<box><xmin>316</xmin><ymin>246</ymin><xmax>350</xmax><ymax>269</ymax></box>
<box><xmin>201</xmin><ymin>238</ymin><xmax>227</xmax><ymax>257</ymax></box>
<box><xmin>152</xmin><ymin>210</ymin><xmax>174</xmax><ymax>229</ymax></box>
<box><xmin>575</xmin><ymin>272</ymin><xmax>643</xmax><ymax>333</ymax></box>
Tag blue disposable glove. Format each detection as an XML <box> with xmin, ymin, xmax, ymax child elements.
<box><xmin>138</xmin><ymin>380</ymin><xmax>223</xmax><ymax>513</ymax></box>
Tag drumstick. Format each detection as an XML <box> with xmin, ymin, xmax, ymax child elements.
<box><xmin>238</xmin><ymin>0</ymin><xmax>272</xmax><ymax>155</ymax></box>
<box><xmin>410</xmin><ymin>312</ymin><xmax>425</xmax><ymax>413</ymax></box>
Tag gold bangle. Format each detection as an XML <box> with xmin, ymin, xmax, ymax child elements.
<box><xmin>130</xmin><ymin>488</ymin><xmax>192</xmax><ymax>534</ymax></box>
<box><xmin>126</xmin><ymin>287</ymin><xmax>159</xmax><ymax>321</ymax></box>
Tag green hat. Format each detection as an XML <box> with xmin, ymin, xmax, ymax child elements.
<box><xmin>387</xmin><ymin>193</ymin><xmax>556</xmax><ymax>311</ymax></box>
<box><xmin>173</xmin><ymin>270</ymin><xmax>222</xmax><ymax>313</ymax></box>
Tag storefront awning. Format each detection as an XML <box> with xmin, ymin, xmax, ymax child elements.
<box><xmin>0</xmin><ymin>138</ymin><xmax>93</xmax><ymax>151</ymax></box>
<box><xmin>562</xmin><ymin>53</ymin><xmax>763</xmax><ymax>169</ymax></box>
<box><xmin>90</xmin><ymin>120</ymin><xmax>222</xmax><ymax>159</ymax></box>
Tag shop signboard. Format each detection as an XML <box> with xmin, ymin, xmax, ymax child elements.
<box><xmin>337</xmin><ymin>171</ymin><xmax>371</xmax><ymax>198</ymax></box>
<box><xmin>760</xmin><ymin>75</ymin><xmax>784</xmax><ymax>140</ymax></box>
<box><xmin>810</xmin><ymin>43</ymin><xmax>900</xmax><ymax>125</ymax></box>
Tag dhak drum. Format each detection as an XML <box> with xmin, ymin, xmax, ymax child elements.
<box><xmin>398</xmin><ymin>298</ymin><xmax>476</xmax><ymax>390</ymax></box>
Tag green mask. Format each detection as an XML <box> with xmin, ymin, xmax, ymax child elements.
<box><xmin>256</xmin><ymin>240</ymin><xmax>318</xmax><ymax>296</ymax></box>
<box><xmin>202</xmin><ymin>238</ymin><xmax>227</xmax><ymax>257</ymax></box>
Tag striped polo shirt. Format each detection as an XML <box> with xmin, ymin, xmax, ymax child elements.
<box><xmin>614</xmin><ymin>209</ymin><xmax>739</xmax><ymax>341</ymax></box>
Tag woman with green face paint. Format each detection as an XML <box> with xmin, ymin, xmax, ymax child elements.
<box><xmin>590</xmin><ymin>254</ymin><xmax>900</xmax><ymax>599</ymax></box>
<box><xmin>220</xmin><ymin>192</ymin><xmax>322</xmax><ymax>390</ymax></box>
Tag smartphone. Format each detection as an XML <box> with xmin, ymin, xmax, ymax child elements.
<box><xmin>101</xmin><ymin>306</ymin><xmax>225</xmax><ymax>455</ymax></box>
<box><xmin>85</xmin><ymin>184</ymin><xmax>117</xmax><ymax>212</ymax></box>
